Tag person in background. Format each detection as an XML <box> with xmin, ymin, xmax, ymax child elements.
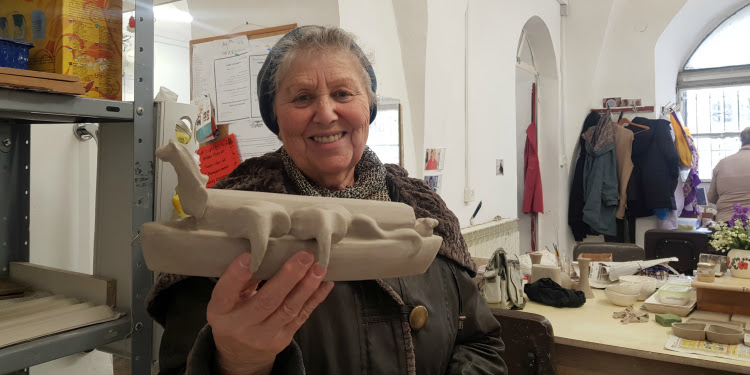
<box><xmin>147</xmin><ymin>26</ymin><xmax>506</xmax><ymax>375</ymax></box>
<box><xmin>708</xmin><ymin>127</ymin><xmax>750</xmax><ymax>222</ymax></box>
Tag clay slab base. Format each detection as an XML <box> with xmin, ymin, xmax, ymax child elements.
<box><xmin>142</xmin><ymin>218</ymin><xmax>443</xmax><ymax>281</ymax></box>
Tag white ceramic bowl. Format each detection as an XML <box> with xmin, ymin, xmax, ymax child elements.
<box><xmin>604</xmin><ymin>287</ymin><xmax>640</xmax><ymax>306</ymax></box>
<box><xmin>607</xmin><ymin>282</ymin><xmax>643</xmax><ymax>296</ymax></box>
<box><xmin>618</xmin><ymin>275</ymin><xmax>658</xmax><ymax>300</ymax></box>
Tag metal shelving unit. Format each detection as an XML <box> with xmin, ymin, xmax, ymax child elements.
<box><xmin>0</xmin><ymin>0</ymin><xmax>155</xmax><ymax>373</ymax></box>
<box><xmin>0</xmin><ymin>319</ymin><xmax>131</xmax><ymax>372</ymax></box>
<box><xmin>0</xmin><ymin>89</ymin><xmax>134</xmax><ymax>124</ymax></box>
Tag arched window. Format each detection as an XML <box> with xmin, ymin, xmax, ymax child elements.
<box><xmin>678</xmin><ymin>4</ymin><xmax>750</xmax><ymax>181</ymax></box>
<box><xmin>684</xmin><ymin>5</ymin><xmax>750</xmax><ymax>70</ymax></box>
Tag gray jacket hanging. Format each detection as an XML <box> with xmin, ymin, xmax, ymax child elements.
<box><xmin>581</xmin><ymin>117</ymin><xmax>619</xmax><ymax>236</ymax></box>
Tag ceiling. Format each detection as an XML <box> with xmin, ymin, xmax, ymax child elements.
<box><xmin>122</xmin><ymin>0</ymin><xmax>182</xmax><ymax>12</ymax></box>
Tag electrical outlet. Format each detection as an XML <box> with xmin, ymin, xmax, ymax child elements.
<box><xmin>464</xmin><ymin>187</ymin><xmax>474</xmax><ymax>203</ymax></box>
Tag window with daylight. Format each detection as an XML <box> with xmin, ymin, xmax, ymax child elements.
<box><xmin>684</xmin><ymin>5</ymin><xmax>750</xmax><ymax>70</ymax></box>
<box><xmin>681</xmin><ymin>87</ymin><xmax>749</xmax><ymax>180</ymax></box>
<box><xmin>678</xmin><ymin>5</ymin><xmax>750</xmax><ymax>181</ymax></box>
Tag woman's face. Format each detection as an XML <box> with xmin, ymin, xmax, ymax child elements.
<box><xmin>275</xmin><ymin>49</ymin><xmax>371</xmax><ymax>188</ymax></box>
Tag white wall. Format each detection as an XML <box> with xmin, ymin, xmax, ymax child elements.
<box><xmin>124</xmin><ymin>2</ymin><xmax>193</xmax><ymax>103</ymax></box>
<box><xmin>30</xmin><ymin>131</ymin><xmax>96</xmax><ymax>274</ymax></box>
<box><xmin>563</xmin><ymin>0</ymin><xmax>688</xmax><ymax>168</ymax></box>
<box><xmin>29</xmin><ymin>124</ymin><xmax>113</xmax><ymax>375</ymax></box>
<box><xmin>460</xmin><ymin>0</ymin><xmax>562</xmax><ymax>238</ymax></box>
<box><xmin>423</xmin><ymin>0</ymin><xmax>469</xmax><ymax>225</ymax></box>
<box><xmin>560</xmin><ymin>0</ymin><xmax>687</xmax><ymax>253</ymax></box>
<box><xmin>392</xmin><ymin>0</ymin><xmax>428</xmax><ymax>177</ymax></box>
<box><xmin>187</xmin><ymin>0</ymin><xmax>339</xmax><ymax>40</ymax></box>
<box><xmin>338</xmin><ymin>0</ymin><xmax>419</xmax><ymax>174</ymax></box>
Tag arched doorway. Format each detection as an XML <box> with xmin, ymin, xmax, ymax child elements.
<box><xmin>515</xmin><ymin>16</ymin><xmax>560</xmax><ymax>254</ymax></box>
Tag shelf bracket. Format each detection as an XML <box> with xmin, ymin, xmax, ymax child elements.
<box><xmin>132</xmin><ymin>0</ymin><xmax>156</xmax><ymax>372</ymax></box>
<box><xmin>0</xmin><ymin>123</ymin><xmax>30</xmax><ymax>277</ymax></box>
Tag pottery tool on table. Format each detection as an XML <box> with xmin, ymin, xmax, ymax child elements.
<box><xmin>469</xmin><ymin>201</ymin><xmax>482</xmax><ymax>225</ymax></box>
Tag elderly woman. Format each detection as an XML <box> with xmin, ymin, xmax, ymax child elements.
<box><xmin>708</xmin><ymin>127</ymin><xmax>750</xmax><ymax>222</ymax></box>
<box><xmin>147</xmin><ymin>26</ymin><xmax>506</xmax><ymax>375</ymax></box>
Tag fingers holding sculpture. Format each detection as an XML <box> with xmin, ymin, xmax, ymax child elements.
<box><xmin>208</xmin><ymin>250</ymin><xmax>334</xmax><ymax>374</ymax></box>
<box><xmin>207</xmin><ymin>252</ymin><xmax>260</xmax><ymax>316</ymax></box>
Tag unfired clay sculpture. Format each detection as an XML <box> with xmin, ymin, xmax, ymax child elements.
<box><xmin>560</xmin><ymin>272</ymin><xmax>576</xmax><ymax>290</ymax></box>
<box><xmin>140</xmin><ymin>141</ymin><xmax>444</xmax><ymax>281</ymax></box>
<box><xmin>707</xmin><ymin>326</ymin><xmax>745</xmax><ymax>345</ymax></box>
<box><xmin>671</xmin><ymin>323</ymin><xmax>707</xmax><ymax>341</ymax></box>
<box><xmin>576</xmin><ymin>257</ymin><xmax>595</xmax><ymax>299</ymax></box>
<box><xmin>529</xmin><ymin>252</ymin><xmax>542</xmax><ymax>265</ymax></box>
<box><xmin>530</xmin><ymin>265</ymin><xmax>562</xmax><ymax>286</ymax></box>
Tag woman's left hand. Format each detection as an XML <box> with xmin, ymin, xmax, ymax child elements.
<box><xmin>207</xmin><ymin>250</ymin><xmax>334</xmax><ymax>375</ymax></box>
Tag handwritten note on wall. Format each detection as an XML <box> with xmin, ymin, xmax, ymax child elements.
<box><xmin>192</xmin><ymin>33</ymin><xmax>285</xmax><ymax>159</ymax></box>
<box><xmin>196</xmin><ymin>134</ymin><xmax>241</xmax><ymax>188</ymax></box>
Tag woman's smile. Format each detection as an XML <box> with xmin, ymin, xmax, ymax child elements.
<box><xmin>310</xmin><ymin>131</ymin><xmax>347</xmax><ymax>145</ymax></box>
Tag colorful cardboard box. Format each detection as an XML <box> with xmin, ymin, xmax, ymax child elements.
<box><xmin>1</xmin><ymin>0</ymin><xmax>122</xmax><ymax>100</ymax></box>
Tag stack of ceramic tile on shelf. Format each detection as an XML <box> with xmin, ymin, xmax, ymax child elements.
<box><xmin>0</xmin><ymin>292</ymin><xmax>124</xmax><ymax>348</ymax></box>
<box><xmin>0</xmin><ymin>279</ymin><xmax>26</xmax><ymax>300</ymax></box>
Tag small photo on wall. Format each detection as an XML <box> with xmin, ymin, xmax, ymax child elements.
<box><xmin>424</xmin><ymin>175</ymin><xmax>441</xmax><ymax>194</ymax></box>
<box><xmin>496</xmin><ymin>159</ymin><xmax>504</xmax><ymax>176</ymax></box>
<box><xmin>425</xmin><ymin>148</ymin><xmax>446</xmax><ymax>171</ymax></box>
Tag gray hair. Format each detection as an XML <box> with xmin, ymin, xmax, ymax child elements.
<box><xmin>270</xmin><ymin>26</ymin><xmax>376</xmax><ymax>108</ymax></box>
<box><xmin>742</xmin><ymin>127</ymin><xmax>750</xmax><ymax>146</ymax></box>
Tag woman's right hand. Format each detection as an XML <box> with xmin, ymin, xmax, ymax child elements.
<box><xmin>207</xmin><ymin>250</ymin><xmax>333</xmax><ymax>375</ymax></box>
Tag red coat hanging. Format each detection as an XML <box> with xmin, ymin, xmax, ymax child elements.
<box><xmin>523</xmin><ymin>84</ymin><xmax>544</xmax><ymax>214</ymax></box>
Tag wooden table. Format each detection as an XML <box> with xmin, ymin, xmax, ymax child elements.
<box><xmin>519</xmin><ymin>288</ymin><xmax>750</xmax><ymax>375</ymax></box>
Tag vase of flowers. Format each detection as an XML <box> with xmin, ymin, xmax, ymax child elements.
<box><xmin>710</xmin><ymin>204</ymin><xmax>750</xmax><ymax>278</ymax></box>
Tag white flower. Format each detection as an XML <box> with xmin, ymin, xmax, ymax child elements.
<box><xmin>711</xmin><ymin>219</ymin><xmax>750</xmax><ymax>252</ymax></box>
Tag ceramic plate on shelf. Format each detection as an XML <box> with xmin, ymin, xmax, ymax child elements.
<box><xmin>644</xmin><ymin>290</ymin><xmax>696</xmax><ymax>317</ymax></box>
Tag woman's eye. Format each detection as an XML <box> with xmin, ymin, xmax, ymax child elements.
<box><xmin>332</xmin><ymin>91</ymin><xmax>352</xmax><ymax>99</ymax></box>
<box><xmin>293</xmin><ymin>94</ymin><xmax>312</xmax><ymax>103</ymax></box>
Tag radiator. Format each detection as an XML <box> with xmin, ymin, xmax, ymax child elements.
<box><xmin>461</xmin><ymin>218</ymin><xmax>520</xmax><ymax>259</ymax></box>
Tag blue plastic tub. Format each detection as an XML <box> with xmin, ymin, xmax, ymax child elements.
<box><xmin>0</xmin><ymin>38</ymin><xmax>34</xmax><ymax>69</ymax></box>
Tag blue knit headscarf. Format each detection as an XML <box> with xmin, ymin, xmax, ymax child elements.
<box><xmin>257</xmin><ymin>26</ymin><xmax>378</xmax><ymax>135</ymax></box>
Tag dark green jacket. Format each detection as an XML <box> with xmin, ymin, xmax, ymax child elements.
<box><xmin>146</xmin><ymin>151</ymin><xmax>507</xmax><ymax>375</ymax></box>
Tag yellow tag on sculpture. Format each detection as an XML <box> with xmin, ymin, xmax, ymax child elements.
<box><xmin>175</xmin><ymin>129</ymin><xmax>191</xmax><ymax>145</ymax></box>
<box><xmin>172</xmin><ymin>193</ymin><xmax>188</xmax><ymax>218</ymax></box>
